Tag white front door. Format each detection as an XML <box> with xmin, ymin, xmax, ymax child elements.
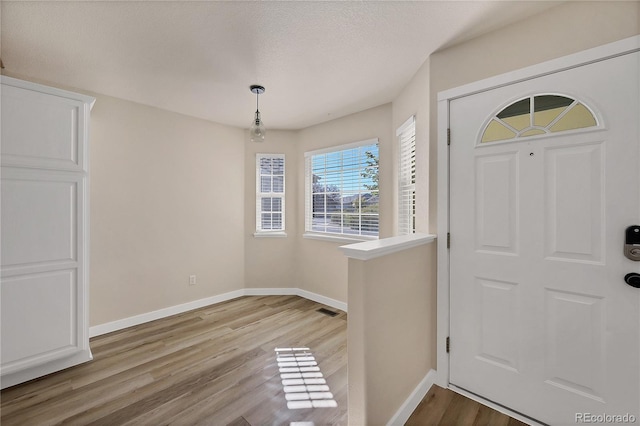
<box><xmin>449</xmin><ymin>51</ymin><xmax>640</xmax><ymax>424</ymax></box>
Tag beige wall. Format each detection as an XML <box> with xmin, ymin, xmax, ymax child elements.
<box><xmin>244</xmin><ymin>130</ymin><xmax>299</xmax><ymax>289</ymax></box>
<box><xmin>391</xmin><ymin>58</ymin><xmax>431</xmax><ymax>234</ymax></box>
<box><xmin>347</xmin><ymin>243</ymin><xmax>436</xmax><ymax>425</ymax></box>
<box><xmin>243</xmin><ymin>105</ymin><xmax>395</xmax><ymax>303</ymax></box>
<box><xmin>432</xmin><ymin>1</ymin><xmax>640</xmax><ymax>97</ymax></box>
<box><xmin>8</xmin><ymin>77</ymin><xmax>394</xmax><ymax>325</ymax></box>
<box><xmin>7</xmin><ymin>0</ymin><xmax>637</xmax><ymax>345</ymax></box>
<box><xmin>295</xmin><ymin>104</ymin><xmax>393</xmax><ymax>304</ymax></box>
<box><xmin>90</xmin><ymin>94</ymin><xmax>246</xmax><ymax>325</ymax></box>
<box><xmin>90</xmin><ymin>0</ymin><xmax>640</xmax><ymax>353</ymax></box>
<box><xmin>75</xmin><ymin>2</ymin><xmax>640</xmax><ymax>422</ymax></box>
<box><xmin>347</xmin><ymin>1</ymin><xmax>640</xmax><ymax>420</ymax></box>
<box><xmin>389</xmin><ymin>55</ymin><xmax>438</xmax><ymax>374</ymax></box>
<box><xmin>429</xmin><ymin>2</ymin><xmax>640</xmax><ymax>231</ymax></box>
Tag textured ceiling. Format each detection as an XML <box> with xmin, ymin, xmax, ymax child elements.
<box><xmin>1</xmin><ymin>1</ymin><xmax>561</xmax><ymax>130</ymax></box>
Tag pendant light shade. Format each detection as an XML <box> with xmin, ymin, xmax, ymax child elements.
<box><xmin>249</xmin><ymin>85</ymin><xmax>266</xmax><ymax>143</ymax></box>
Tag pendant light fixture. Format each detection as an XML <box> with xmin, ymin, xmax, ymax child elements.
<box><xmin>249</xmin><ymin>85</ymin><xmax>266</xmax><ymax>143</ymax></box>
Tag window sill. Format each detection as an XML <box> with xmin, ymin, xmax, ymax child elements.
<box><xmin>254</xmin><ymin>231</ymin><xmax>288</xmax><ymax>238</ymax></box>
<box><xmin>303</xmin><ymin>232</ymin><xmax>377</xmax><ymax>244</ymax></box>
<box><xmin>339</xmin><ymin>232</ymin><xmax>436</xmax><ymax>260</ymax></box>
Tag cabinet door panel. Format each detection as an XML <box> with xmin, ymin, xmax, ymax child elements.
<box><xmin>1</xmin><ymin>174</ymin><xmax>79</xmax><ymax>268</ymax></box>
<box><xmin>1</xmin><ymin>270</ymin><xmax>78</xmax><ymax>372</ymax></box>
<box><xmin>1</xmin><ymin>85</ymin><xmax>86</xmax><ymax>171</ymax></box>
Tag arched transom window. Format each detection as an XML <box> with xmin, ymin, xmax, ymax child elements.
<box><xmin>480</xmin><ymin>94</ymin><xmax>598</xmax><ymax>144</ymax></box>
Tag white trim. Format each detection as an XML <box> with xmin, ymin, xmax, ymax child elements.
<box><xmin>438</xmin><ymin>35</ymin><xmax>640</xmax><ymax>102</ymax></box>
<box><xmin>256</xmin><ymin>153</ymin><xmax>285</xmax><ymax>233</ymax></box>
<box><xmin>295</xmin><ymin>289</ymin><xmax>348</xmax><ymax>313</ymax></box>
<box><xmin>0</xmin><ymin>75</ymin><xmax>96</xmax><ymax>107</ymax></box>
<box><xmin>303</xmin><ymin>138</ymin><xmax>379</xmax><ymax>157</ymax></box>
<box><xmin>386</xmin><ymin>369</ymin><xmax>437</xmax><ymax>426</ymax></box>
<box><xmin>253</xmin><ymin>231</ymin><xmax>288</xmax><ymax>238</ymax></box>
<box><xmin>89</xmin><ymin>288</ymin><xmax>347</xmax><ymax>337</ymax></box>
<box><xmin>243</xmin><ymin>287</ymin><xmax>297</xmax><ymax>297</ymax></box>
<box><xmin>396</xmin><ymin>115</ymin><xmax>415</xmax><ymax>136</ymax></box>
<box><xmin>89</xmin><ymin>290</ymin><xmax>245</xmax><ymax>337</ymax></box>
<box><xmin>237</xmin><ymin>288</ymin><xmax>348</xmax><ymax>312</ymax></box>
<box><xmin>1</xmin><ymin>349</ymin><xmax>93</xmax><ymax>389</ymax></box>
<box><xmin>303</xmin><ymin>232</ymin><xmax>376</xmax><ymax>244</ymax></box>
<box><xmin>340</xmin><ymin>233</ymin><xmax>436</xmax><ymax>261</ymax></box>
<box><xmin>449</xmin><ymin>385</ymin><xmax>545</xmax><ymax>426</ymax></box>
<box><xmin>304</xmin><ymin>139</ymin><xmax>380</xmax><ymax>239</ymax></box>
<box><xmin>436</xmin><ymin>35</ymin><xmax>640</xmax><ymax>392</ymax></box>
<box><xmin>436</xmin><ymin>97</ymin><xmax>451</xmax><ymax>387</ymax></box>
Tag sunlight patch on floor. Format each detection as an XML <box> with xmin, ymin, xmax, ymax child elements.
<box><xmin>275</xmin><ymin>347</ymin><xmax>338</xmax><ymax>410</ymax></box>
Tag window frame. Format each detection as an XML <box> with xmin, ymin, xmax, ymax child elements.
<box><xmin>478</xmin><ymin>93</ymin><xmax>601</xmax><ymax>146</ymax></box>
<box><xmin>397</xmin><ymin>116</ymin><xmax>416</xmax><ymax>235</ymax></box>
<box><xmin>255</xmin><ymin>153</ymin><xmax>287</xmax><ymax>237</ymax></box>
<box><xmin>304</xmin><ymin>138</ymin><xmax>379</xmax><ymax>243</ymax></box>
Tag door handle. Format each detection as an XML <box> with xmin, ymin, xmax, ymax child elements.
<box><xmin>624</xmin><ymin>273</ymin><xmax>640</xmax><ymax>288</ymax></box>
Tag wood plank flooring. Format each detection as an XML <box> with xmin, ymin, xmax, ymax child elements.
<box><xmin>2</xmin><ymin>295</ymin><xmax>528</xmax><ymax>426</ymax></box>
<box><xmin>405</xmin><ymin>385</ymin><xmax>528</xmax><ymax>426</ymax></box>
<box><xmin>1</xmin><ymin>296</ymin><xmax>347</xmax><ymax>426</ymax></box>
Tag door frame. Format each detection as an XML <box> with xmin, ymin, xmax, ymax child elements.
<box><xmin>436</xmin><ymin>35</ymin><xmax>640</xmax><ymax>394</ymax></box>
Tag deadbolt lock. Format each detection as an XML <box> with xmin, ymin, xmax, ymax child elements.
<box><xmin>624</xmin><ymin>226</ymin><xmax>640</xmax><ymax>261</ymax></box>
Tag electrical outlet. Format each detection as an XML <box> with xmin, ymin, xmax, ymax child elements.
<box><xmin>189</xmin><ymin>275</ymin><xmax>197</xmax><ymax>286</ymax></box>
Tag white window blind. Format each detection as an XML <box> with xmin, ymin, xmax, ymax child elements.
<box><xmin>304</xmin><ymin>139</ymin><xmax>379</xmax><ymax>239</ymax></box>
<box><xmin>256</xmin><ymin>153</ymin><xmax>285</xmax><ymax>233</ymax></box>
<box><xmin>397</xmin><ymin>116</ymin><xmax>416</xmax><ymax>235</ymax></box>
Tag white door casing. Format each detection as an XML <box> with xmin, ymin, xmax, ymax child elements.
<box><xmin>437</xmin><ymin>37</ymin><xmax>640</xmax><ymax>425</ymax></box>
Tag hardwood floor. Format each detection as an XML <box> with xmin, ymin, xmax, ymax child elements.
<box><xmin>405</xmin><ymin>385</ymin><xmax>528</xmax><ymax>426</ymax></box>
<box><xmin>1</xmin><ymin>296</ymin><xmax>348</xmax><ymax>426</ymax></box>
<box><xmin>2</xmin><ymin>295</ymin><xmax>528</xmax><ymax>426</ymax></box>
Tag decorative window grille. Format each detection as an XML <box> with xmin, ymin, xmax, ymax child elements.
<box><xmin>481</xmin><ymin>94</ymin><xmax>598</xmax><ymax>144</ymax></box>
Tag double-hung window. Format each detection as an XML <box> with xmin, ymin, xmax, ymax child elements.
<box><xmin>256</xmin><ymin>153</ymin><xmax>285</xmax><ymax>236</ymax></box>
<box><xmin>397</xmin><ymin>116</ymin><xmax>416</xmax><ymax>235</ymax></box>
<box><xmin>304</xmin><ymin>139</ymin><xmax>379</xmax><ymax>239</ymax></box>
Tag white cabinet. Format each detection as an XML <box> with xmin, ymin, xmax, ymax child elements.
<box><xmin>1</xmin><ymin>76</ymin><xmax>95</xmax><ymax>388</ymax></box>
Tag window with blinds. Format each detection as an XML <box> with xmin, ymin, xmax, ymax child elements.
<box><xmin>397</xmin><ymin>116</ymin><xmax>416</xmax><ymax>235</ymax></box>
<box><xmin>304</xmin><ymin>139</ymin><xmax>379</xmax><ymax>239</ymax></box>
<box><xmin>256</xmin><ymin>154</ymin><xmax>285</xmax><ymax>234</ymax></box>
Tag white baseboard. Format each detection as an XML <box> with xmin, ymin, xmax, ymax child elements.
<box><xmin>89</xmin><ymin>290</ymin><xmax>245</xmax><ymax>337</ymax></box>
<box><xmin>90</xmin><ymin>288</ymin><xmax>347</xmax><ymax>338</ymax></box>
<box><xmin>243</xmin><ymin>287</ymin><xmax>297</xmax><ymax>296</ymax></box>
<box><xmin>386</xmin><ymin>369</ymin><xmax>437</xmax><ymax>426</ymax></box>
<box><xmin>295</xmin><ymin>288</ymin><xmax>347</xmax><ymax>312</ymax></box>
<box><xmin>1</xmin><ymin>349</ymin><xmax>93</xmax><ymax>390</ymax></box>
<box><xmin>243</xmin><ymin>287</ymin><xmax>347</xmax><ymax>312</ymax></box>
